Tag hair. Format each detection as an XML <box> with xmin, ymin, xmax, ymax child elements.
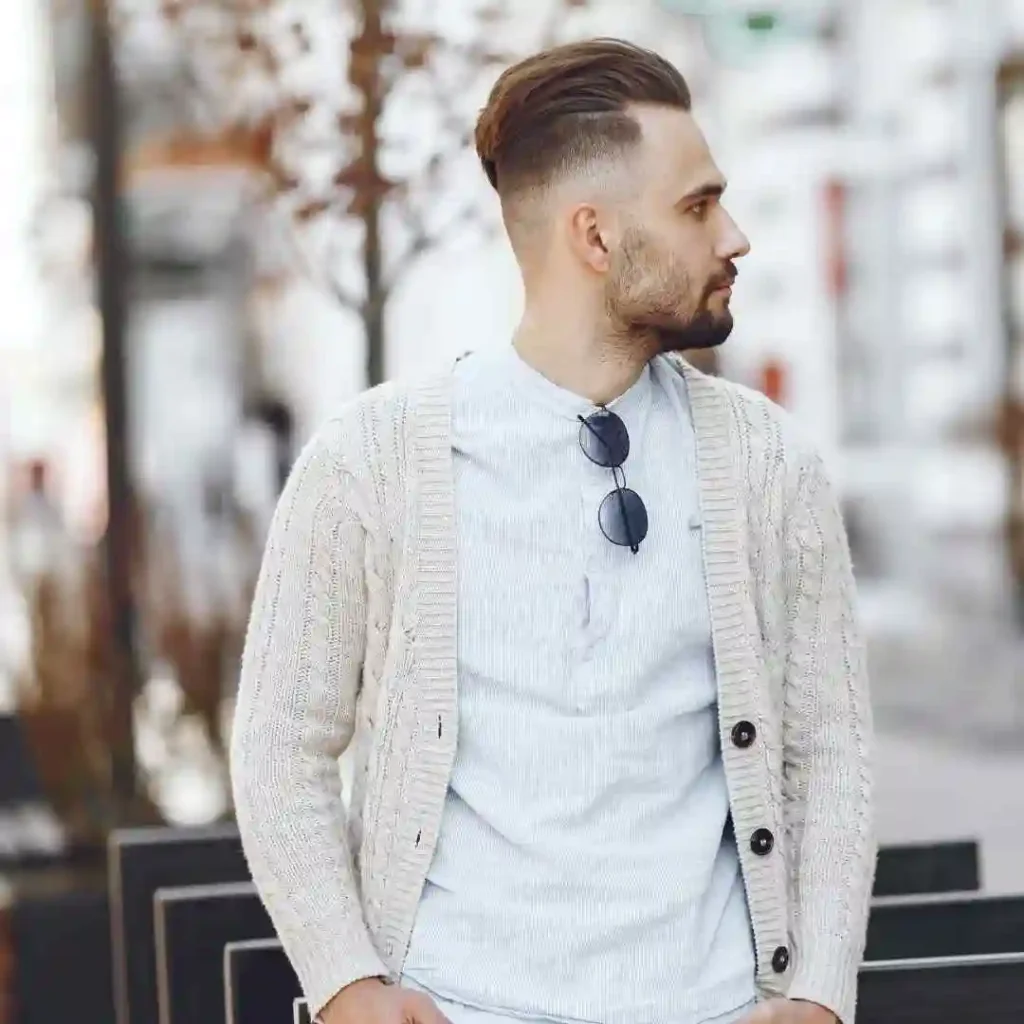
<box><xmin>474</xmin><ymin>38</ymin><xmax>692</xmax><ymax>197</ymax></box>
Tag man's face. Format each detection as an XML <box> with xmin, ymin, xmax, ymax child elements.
<box><xmin>604</xmin><ymin>105</ymin><xmax>750</xmax><ymax>353</ymax></box>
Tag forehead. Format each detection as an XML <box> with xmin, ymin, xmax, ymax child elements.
<box><xmin>628</xmin><ymin>104</ymin><xmax>722</xmax><ymax>194</ymax></box>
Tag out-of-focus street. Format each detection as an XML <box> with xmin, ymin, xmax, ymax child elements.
<box><xmin>3</xmin><ymin>0</ymin><xmax>1024</xmax><ymax>1022</ymax></box>
<box><xmin>864</xmin><ymin>529</ymin><xmax>1024</xmax><ymax>751</ymax></box>
<box><xmin>875</xmin><ymin>730</ymin><xmax>1024</xmax><ymax>895</ymax></box>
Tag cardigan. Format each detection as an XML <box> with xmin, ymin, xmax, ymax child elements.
<box><xmin>229</xmin><ymin>356</ymin><xmax>876</xmax><ymax>1024</ymax></box>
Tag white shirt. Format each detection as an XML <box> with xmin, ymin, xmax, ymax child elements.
<box><xmin>401</xmin><ymin>347</ymin><xmax>756</xmax><ymax>1024</ymax></box>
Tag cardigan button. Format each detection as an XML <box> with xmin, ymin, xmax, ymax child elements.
<box><xmin>750</xmin><ymin>828</ymin><xmax>775</xmax><ymax>856</ymax></box>
<box><xmin>731</xmin><ymin>720</ymin><xmax>756</xmax><ymax>749</ymax></box>
<box><xmin>772</xmin><ymin>945</ymin><xmax>790</xmax><ymax>973</ymax></box>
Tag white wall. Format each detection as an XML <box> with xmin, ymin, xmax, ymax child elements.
<box><xmin>0</xmin><ymin>0</ymin><xmax>55</xmax><ymax>707</ymax></box>
<box><xmin>0</xmin><ymin>0</ymin><xmax>53</xmax><ymax>452</ymax></box>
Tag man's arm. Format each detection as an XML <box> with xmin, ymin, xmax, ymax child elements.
<box><xmin>230</xmin><ymin>419</ymin><xmax>390</xmax><ymax>1018</ymax></box>
<box><xmin>780</xmin><ymin>447</ymin><xmax>877</xmax><ymax>1024</ymax></box>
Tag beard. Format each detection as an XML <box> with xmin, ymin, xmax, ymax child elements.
<box><xmin>630</xmin><ymin>304</ymin><xmax>733</xmax><ymax>354</ymax></box>
<box><xmin>605</xmin><ymin>228</ymin><xmax>735</xmax><ymax>355</ymax></box>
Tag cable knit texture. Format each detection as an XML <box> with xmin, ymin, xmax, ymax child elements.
<box><xmin>230</xmin><ymin>359</ymin><xmax>875</xmax><ymax>1024</ymax></box>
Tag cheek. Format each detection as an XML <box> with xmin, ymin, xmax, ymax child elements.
<box><xmin>665</xmin><ymin>224</ymin><xmax>711</xmax><ymax>278</ymax></box>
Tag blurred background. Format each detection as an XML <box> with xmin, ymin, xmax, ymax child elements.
<box><xmin>2</xmin><ymin>0</ymin><xmax>1024</xmax><ymax>994</ymax></box>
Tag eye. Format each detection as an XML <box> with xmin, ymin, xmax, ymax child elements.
<box><xmin>690</xmin><ymin>201</ymin><xmax>710</xmax><ymax>220</ymax></box>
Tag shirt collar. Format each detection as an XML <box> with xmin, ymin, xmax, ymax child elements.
<box><xmin>499</xmin><ymin>344</ymin><xmax>654</xmax><ymax>426</ymax></box>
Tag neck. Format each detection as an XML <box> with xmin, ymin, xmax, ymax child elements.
<box><xmin>512</xmin><ymin>302</ymin><xmax>654</xmax><ymax>407</ymax></box>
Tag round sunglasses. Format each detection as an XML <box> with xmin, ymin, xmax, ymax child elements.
<box><xmin>577</xmin><ymin>407</ymin><xmax>649</xmax><ymax>553</ymax></box>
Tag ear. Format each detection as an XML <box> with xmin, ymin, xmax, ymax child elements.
<box><xmin>566</xmin><ymin>203</ymin><xmax>613</xmax><ymax>274</ymax></box>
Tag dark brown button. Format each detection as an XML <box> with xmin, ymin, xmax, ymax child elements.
<box><xmin>731</xmin><ymin>720</ymin><xmax>756</xmax><ymax>748</ymax></box>
<box><xmin>751</xmin><ymin>828</ymin><xmax>774</xmax><ymax>856</ymax></box>
<box><xmin>772</xmin><ymin>945</ymin><xmax>790</xmax><ymax>973</ymax></box>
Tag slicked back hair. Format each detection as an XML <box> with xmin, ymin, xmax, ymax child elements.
<box><xmin>474</xmin><ymin>38</ymin><xmax>692</xmax><ymax>197</ymax></box>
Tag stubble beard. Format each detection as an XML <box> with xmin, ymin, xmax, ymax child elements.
<box><xmin>656</xmin><ymin>306</ymin><xmax>734</xmax><ymax>353</ymax></box>
<box><xmin>606</xmin><ymin>233</ymin><xmax>735</xmax><ymax>358</ymax></box>
<box><xmin>606</xmin><ymin>283</ymin><xmax>735</xmax><ymax>358</ymax></box>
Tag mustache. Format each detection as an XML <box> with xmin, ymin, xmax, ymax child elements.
<box><xmin>707</xmin><ymin>264</ymin><xmax>738</xmax><ymax>292</ymax></box>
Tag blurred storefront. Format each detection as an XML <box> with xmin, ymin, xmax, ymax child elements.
<box><xmin>0</xmin><ymin>0</ymin><xmax>298</xmax><ymax>824</ymax></box>
<box><xmin>648</xmin><ymin>0</ymin><xmax>1024</xmax><ymax>737</ymax></box>
<box><xmin>660</xmin><ymin>3</ymin><xmax>1021</xmax><ymax>594</ymax></box>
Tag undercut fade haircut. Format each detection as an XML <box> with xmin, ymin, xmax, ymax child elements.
<box><xmin>474</xmin><ymin>38</ymin><xmax>692</xmax><ymax>197</ymax></box>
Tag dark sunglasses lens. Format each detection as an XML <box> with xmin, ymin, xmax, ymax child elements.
<box><xmin>598</xmin><ymin>488</ymin><xmax>649</xmax><ymax>548</ymax></box>
<box><xmin>579</xmin><ymin>409</ymin><xmax>630</xmax><ymax>468</ymax></box>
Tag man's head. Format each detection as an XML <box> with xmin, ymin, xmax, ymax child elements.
<box><xmin>475</xmin><ymin>39</ymin><xmax>750</xmax><ymax>355</ymax></box>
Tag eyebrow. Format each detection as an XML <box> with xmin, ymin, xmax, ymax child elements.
<box><xmin>679</xmin><ymin>180</ymin><xmax>727</xmax><ymax>204</ymax></box>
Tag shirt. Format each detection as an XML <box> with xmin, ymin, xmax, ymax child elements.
<box><xmin>401</xmin><ymin>348</ymin><xmax>756</xmax><ymax>1024</ymax></box>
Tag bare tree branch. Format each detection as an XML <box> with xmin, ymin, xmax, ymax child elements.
<box><xmin>385</xmin><ymin>196</ymin><xmax>481</xmax><ymax>296</ymax></box>
<box><xmin>155</xmin><ymin>0</ymin><xmax>589</xmax><ymax>383</ymax></box>
<box><xmin>298</xmin><ymin>233</ymin><xmax>363</xmax><ymax>312</ymax></box>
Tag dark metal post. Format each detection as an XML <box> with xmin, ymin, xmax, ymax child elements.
<box><xmin>89</xmin><ymin>0</ymin><xmax>141</xmax><ymax>817</ymax></box>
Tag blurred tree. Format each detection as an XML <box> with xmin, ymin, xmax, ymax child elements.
<box><xmin>997</xmin><ymin>57</ymin><xmax>1024</xmax><ymax>622</ymax></box>
<box><xmin>154</xmin><ymin>0</ymin><xmax>588</xmax><ymax>386</ymax></box>
<box><xmin>8</xmin><ymin>485</ymin><xmax>163</xmax><ymax>843</ymax></box>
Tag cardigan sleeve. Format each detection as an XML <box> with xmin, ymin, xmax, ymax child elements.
<box><xmin>230</xmin><ymin>418</ymin><xmax>390</xmax><ymax>1017</ymax></box>
<box><xmin>780</xmin><ymin>446</ymin><xmax>877</xmax><ymax>1024</ymax></box>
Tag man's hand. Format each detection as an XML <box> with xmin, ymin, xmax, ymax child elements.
<box><xmin>739</xmin><ymin>998</ymin><xmax>838</xmax><ymax>1024</ymax></box>
<box><xmin>319</xmin><ymin>978</ymin><xmax>452</xmax><ymax>1024</ymax></box>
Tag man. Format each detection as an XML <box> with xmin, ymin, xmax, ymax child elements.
<box><xmin>231</xmin><ymin>38</ymin><xmax>875</xmax><ymax>1024</ymax></box>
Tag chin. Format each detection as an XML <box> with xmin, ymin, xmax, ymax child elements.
<box><xmin>655</xmin><ymin>314</ymin><xmax>734</xmax><ymax>354</ymax></box>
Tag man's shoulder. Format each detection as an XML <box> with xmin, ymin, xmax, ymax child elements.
<box><xmin>307</xmin><ymin>372</ymin><xmax>450</xmax><ymax>470</ymax></box>
<box><xmin>329</xmin><ymin>377</ymin><xmax>416</xmax><ymax>425</ymax></box>
<box><xmin>666</xmin><ymin>356</ymin><xmax>821</xmax><ymax>472</ymax></box>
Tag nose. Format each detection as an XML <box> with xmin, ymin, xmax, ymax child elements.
<box><xmin>718</xmin><ymin>208</ymin><xmax>750</xmax><ymax>260</ymax></box>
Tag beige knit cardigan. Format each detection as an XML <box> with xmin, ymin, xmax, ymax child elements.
<box><xmin>230</xmin><ymin>358</ymin><xmax>876</xmax><ymax>1024</ymax></box>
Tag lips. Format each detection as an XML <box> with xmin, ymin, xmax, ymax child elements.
<box><xmin>705</xmin><ymin>264</ymin><xmax>738</xmax><ymax>302</ymax></box>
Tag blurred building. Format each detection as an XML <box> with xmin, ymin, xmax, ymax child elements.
<box><xmin>3</xmin><ymin>0</ymin><xmax>1024</xmax><ymax>662</ymax></box>
<box><xmin>0</xmin><ymin>0</ymin><xmax>1020</xmax><ymax>552</ymax></box>
<box><xmin>652</xmin><ymin>2</ymin><xmax>1015</xmax><ymax>565</ymax></box>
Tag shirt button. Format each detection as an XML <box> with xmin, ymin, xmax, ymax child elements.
<box><xmin>772</xmin><ymin>945</ymin><xmax>790</xmax><ymax>973</ymax></box>
<box><xmin>751</xmin><ymin>828</ymin><xmax>775</xmax><ymax>856</ymax></box>
<box><xmin>731</xmin><ymin>720</ymin><xmax>756</xmax><ymax>749</ymax></box>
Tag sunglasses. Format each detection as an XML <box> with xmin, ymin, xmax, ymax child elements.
<box><xmin>577</xmin><ymin>408</ymin><xmax>649</xmax><ymax>554</ymax></box>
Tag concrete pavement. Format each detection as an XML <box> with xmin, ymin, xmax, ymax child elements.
<box><xmin>860</xmin><ymin>529</ymin><xmax>1024</xmax><ymax>751</ymax></box>
<box><xmin>876</xmin><ymin>728</ymin><xmax>1024</xmax><ymax>894</ymax></box>
<box><xmin>863</xmin><ymin>532</ymin><xmax>1024</xmax><ymax>893</ymax></box>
